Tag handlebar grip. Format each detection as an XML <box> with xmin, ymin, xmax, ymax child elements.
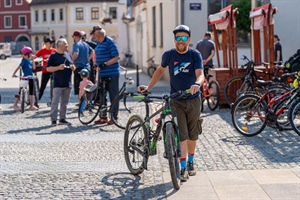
<box><xmin>133</xmin><ymin>96</ymin><xmax>145</xmax><ymax>101</ymax></box>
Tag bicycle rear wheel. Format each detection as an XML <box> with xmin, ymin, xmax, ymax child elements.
<box><xmin>231</xmin><ymin>94</ymin><xmax>267</xmax><ymax>136</ymax></box>
<box><xmin>124</xmin><ymin>115</ymin><xmax>147</xmax><ymax>175</ymax></box>
<box><xmin>165</xmin><ymin>122</ymin><xmax>181</xmax><ymax>190</ymax></box>
<box><xmin>207</xmin><ymin>80</ymin><xmax>220</xmax><ymax>111</ymax></box>
<box><xmin>289</xmin><ymin>99</ymin><xmax>300</xmax><ymax>135</ymax></box>
<box><xmin>78</xmin><ymin>95</ymin><xmax>101</xmax><ymax>125</ymax></box>
<box><xmin>110</xmin><ymin>94</ymin><xmax>145</xmax><ymax>129</ymax></box>
<box><xmin>147</xmin><ymin>66</ymin><xmax>156</xmax><ymax>78</ymax></box>
<box><xmin>21</xmin><ymin>90</ymin><xmax>26</xmax><ymax>113</ymax></box>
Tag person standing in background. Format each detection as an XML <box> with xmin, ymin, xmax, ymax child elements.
<box><xmin>81</xmin><ymin>31</ymin><xmax>97</xmax><ymax>84</ymax></box>
<box><xmin>274</xmin><ymin>35</ymin><xmax>283</xmax><ymax>62</ymax></box>
<box><xmin>91</xmin><ymin>25</ymin><xmax>120</xmax><ymax>125</ymax></box>
<box><xmin>195</xmin><ymin>32</ymin><xmax>215</xmax><ymax>77</ymax></box>
<box><xmin>32</xmin><ymin>37</ymin><xmax>56</xmax><ymax>103</ymax></box>
<box><xmin>72</xmin><ymin>30</ymin><xmax>94</xmax><ymax>102</ymax></box>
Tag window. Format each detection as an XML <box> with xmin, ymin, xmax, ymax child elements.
<box><xmin>76</xmin><ymin>7</ymin><xmax>84</xmax><ymax>20</ymax></box>
<box><xmin>159</xmin><ymin>3</ymin><xmax>163</xmax><ymax>47</ymax></box>
<box><xmin>35</xmin><ymin>10</ymin><xmax>39</xmax><ymax>22</ymax></box>
<box><xmin>16</xmin><ymin>0</ymin><xmax>22</xmax><ymax>5</ymax></box>
<box><xmin>4</xmin><ymin>36</ymin><xmax>12</xmax><ymax>42</ymax></box>
<box><xmin>5</xmin><ymin>0</ymin><xmax>12</xmax><ymax>7</ymax></box>
<box><xmin>152</xmin><ymin>6</ymin><xmax>156</xmax><ymax>47</ymax></box>
<box><xmin>19</xmin><ymin>16</ymin><xmax>26</xmax><ymax>27</ymax></box>
<box><xmin>4</xmin><ymin>16</ymin><xmax>12</xmax><ymax>28</ymax></box>
<box><xmin>59</xmin><ymin>8</ymin><xmax>63</xmax><ymax>21</ymax></box>
<box><xmin>91</xmin><ymin>7</ymin><xmax>99</xmax><ymax>20</ymax></box>
<box><xmin>43</xmin><ymin>10</ymin><xmax>47</xmax><ymax>22</ymax></box>
<box><xmin>51</xmin><ymin>9</ymin><xmax>55</xmax><ymax>21</ymax></box>
<box><xmin>109</xmin><ymin>7</ymin><xmax>117</xmax><ymax>19</ymax></box>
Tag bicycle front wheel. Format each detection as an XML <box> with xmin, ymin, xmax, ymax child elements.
<box><xmin>207</xmin><ymin>80</ymin><xmax>220</xmax><ymax>111</ymax></box>
<box><xmin>289</xmin><ymin>99</ymin><xmax>300</xmax><ymax>135</ymax></box>
<box><xmin>78</xmin><ymin>95</ymin><xmax>101</xmax><ymax>125</ymax></box>
<box><xmin>21</xmin><ymin>90</ymin><xmax>26</xmax><ymax>113</ymax></box>
<box><xmin>165</xmin><ymin>122</ymin><xmax>181</xmax><ymax>190</ymax></box>
<box><xmin>231</xmin><ymin>94</ymin><xmax>267</xmax><ymax>136</ymax></box>
<box><xmin>110</xmin><ymin>94</ymin><xmax>145</xmax><ymax>129</ymax></box>
<box><xmin>124</xmin><ymin>115</ymin><xmax>147</xmax><ymax>175</ymax></box>
<box><xmin>224</xmin><ymin>76</ymin><xmax>254</xmax><ymax>105</ymax></box>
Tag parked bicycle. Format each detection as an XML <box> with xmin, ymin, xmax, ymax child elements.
<box><xmin>231</xmin><ymin>73</ymin><xmax>299</xmax><ymax>137</ymax></box>
<box><xmin>146</xmin><ymin>56</ymin><xmax>157</xmax><ymax>78</ymax></box>
<box><xmin>78</xmin><ymin>66</ymin><xmax>142</xmax><ymax>129</ymax></box>
<box><xmin>121</xmin><ymin>52</ymin><xmax>133</xmax><ymax>68</ymax></box>
<box><xmin>200</xmin><ymin>67</ymin><xmax>220</xmax><ymax>111</ymax></box>
<box><xmin>224</xmin><ymin>55</ymin><xmax>291</xmax><ymax>106</ymax></box>
<box><xmin>0</xmin><ymin>77</ymin><xmax>7</xmax><ymax>108</ymax></box>
<box><xmin>16</xmin><ymin>75</ymin><xmax>39</xmax><ymax>113</ymax></box>
<box><xmin>124</xmin><ymin>89</ymin><xmax>191</xmax><ymax>190</ymax></box>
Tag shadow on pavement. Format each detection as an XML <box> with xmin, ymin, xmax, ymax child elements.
<box><xmin>95</xmin><ymin>172</ymin><xmax>177</xmax><ymax>200</ymax></box>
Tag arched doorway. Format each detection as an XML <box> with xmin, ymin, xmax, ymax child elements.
<box><xmin>13</xmin><ymin>34</ymin><xmax>31</xmax><ymax>55</ymax></box>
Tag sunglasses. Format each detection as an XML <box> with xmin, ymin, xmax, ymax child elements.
<box><xmin>175</xmin><ymin>36</ymin><xmax>189</xmax><ymax>42</ymax></box>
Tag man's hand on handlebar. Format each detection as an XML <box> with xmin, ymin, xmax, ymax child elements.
<box><xmin>138</xmin><ymin>85</ymin><xmax>148</xmax><ymax>93</ymax></box>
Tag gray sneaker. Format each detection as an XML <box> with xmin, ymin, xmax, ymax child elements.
<box><xmin>187</xmin><ymin>162</ymin><xmax>196</xmax><ymax>176</ymax></box>
<box><xmin>180</xmin><ymin>168</ymin><xmax>189</xmax><ymax>182</ymax></box>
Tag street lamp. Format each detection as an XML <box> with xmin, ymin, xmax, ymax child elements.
<box><xmin>100</xmin><ymin>2</ymin><xmax>112</xmax><ymax>25</ymax></box>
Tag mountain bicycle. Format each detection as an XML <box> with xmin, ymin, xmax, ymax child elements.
<box><xmin>147</xmin><ymin>56</ymin><xmax>157</xmax><ymax>78</ymax></box>
<box><xmin>124</xmin><ymin>90</ymin><xmax>191</xmax><ymax>190</ymax></box>
<box><xmin>201</xmin><ymin>66</ymin><xmax>220</xmax><ymax>111</ymax></box>
<box><xmin>224</xmin><ymin>55</ymin><xmax>291</xmax><ymax>106</ymax></box>
<box><xmin>17</xmin><ymin>75</ymin><xmax>39</xmax><ymax>113</ymax></box>
<box><xmin>231</xmin><ymin>75</ymin><xmax>299</xmax><ymax>137</ymax></box>
<box><xmin>78</xmin><ymin>66</ymin><xmax>142</xmax><ymax>129</ymax></box>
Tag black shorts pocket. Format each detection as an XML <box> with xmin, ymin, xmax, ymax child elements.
<box><xmin>198</xmin><ymin>117</ymin><xmax>203</xmax><ymax>135</ymax></box>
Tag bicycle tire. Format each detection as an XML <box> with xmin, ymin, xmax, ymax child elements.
<box><xmin>147</xmin><ymin>66</ymin><xmax>156</xmax><ymax>78</ymax></box>
<box><xmin>273</xmin><ymin>96</ymin><xmax>293</xmax><ymax>130</ymax></box>
<box><xmin>110</xmin><ymin>94</ymin><xmax>145</xmax><ymax>129</ymax></box>
<box><xmin>78</xmin><ymin>94</ymin><xmax>101</xmax><ymax>125</ymax></box>
<box><xmin>165</xmin><ymin>122</ymin><xmax>181</xmax><ymax>190</ymax></box>
<box><xmin>207</xmin><ymin>80</ymin><xmax>220</xmax><ymax>111</ymax></box>
<box><xmin>288</xmin><ymin>99</ymin><xmax>300</xmax><ymax>136</ymax></box>
<box><xmin>124</xmin><ymin>115</ymin><xmax>147</xmax><ymax>175</ymax></box>
<box><xmin>21</xmin><ymin>90</ymin><xmax>26</xmax><ymax>113</ymax></box>
<box><xmin>231</xmin><ymin>94</ymin><xmax>267</xmax><ymax>136</ymax></box>
<box><xmin>34</xmin><ymin>78</ymin><xmax>39</xmax><ymax>106</ymax></box>
<box><xmin>224</xmin><ymin>76</ymin><xmax>254</xmax><ymax>105</ymax></box>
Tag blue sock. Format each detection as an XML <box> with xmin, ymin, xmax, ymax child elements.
<box><xmin>188</xmin><ymin>153</ymin><xmax>194</xmax><ymax>163</ymax></box>
<box><xmin>180</xmin><ymin>158</ymin><xmax>187</xmax><ymax>169</ymax></box>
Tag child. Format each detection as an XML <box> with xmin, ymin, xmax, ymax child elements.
<box><xmin>12</xmin><ymin>46</ymin><xmax>38</xmax><ymax>111</ymax></box>
<box><xmin>78</xmin><ymin>69</ymin><xmax>94</xmax><ymax>102</ymax></box>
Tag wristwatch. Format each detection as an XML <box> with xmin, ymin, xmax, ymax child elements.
<box><xmin>104</xmin><ymin>62</ymin><xmax>107</xmax><ymax>66</ymax></box>
<box><xmin>194</xmin><ymin>82</ymin><xmax>201</xmax><ymax>86</ymax></box>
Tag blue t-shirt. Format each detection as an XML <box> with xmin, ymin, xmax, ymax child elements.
<box><xmin>20</xmin><ymin>58</ymin><xmax>33</xmax><ymax>76</ymax></box>
<box><xmin>72</xmin><ymin>41</ymin><xmax>92</xmax><ymax>69</ymax></box>
<box><xmin>95</xmin><ymin>36</ymin><xmax>120</xmax><ymax>77</ymax></box>
<box><xmin>47</xmin><ymin>52</ymin><xmax>73</xmax><ymax>88</ymax></box>
<box><xmin>161</xmin><ymin>48</ymin><xmax>203</xmax><ymax>99</ymax></box>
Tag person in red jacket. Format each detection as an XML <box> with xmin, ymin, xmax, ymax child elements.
<box><xmin>33</xmin><ymin>37</ymin><xmax>56</xmax><ymax>102</ymax></box>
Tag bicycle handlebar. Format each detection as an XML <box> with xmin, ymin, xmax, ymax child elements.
<box><xmin>0</xmin><ymin>78</ymin><xmax>7</xmax><ymax>81</ymax></box>
<box><xmin>133</xmin><ymin>90</ymin><xmax>191</xmax><ymax>101</ymax></box>
<box><xmin>146</xmin><ymin>56</ymin><xmax>155</xmax><ymax>62</ymax></box>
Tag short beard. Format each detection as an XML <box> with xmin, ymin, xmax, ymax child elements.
<box><xmin>175</xmin><ymin>43</ymin><xmax>188</xmax><ymax>53</ymax></box>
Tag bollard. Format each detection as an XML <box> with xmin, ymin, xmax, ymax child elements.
<box><xmin>136</xmin><ymin>64</ymin><xmax>140</xmax><ymax>87</ymax></box>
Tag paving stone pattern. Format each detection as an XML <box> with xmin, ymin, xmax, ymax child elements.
<box><xmin>0</xmin><ymin>91</ymin><xmax>299</xmax><ymax>199</ymax></box>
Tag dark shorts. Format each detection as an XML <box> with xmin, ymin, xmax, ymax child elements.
<box><xmin>171</xmin><ymin>97</ymin><xmax>202</xmax><ymax>141</ymax></box>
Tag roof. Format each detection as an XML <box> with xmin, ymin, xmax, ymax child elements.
<box><xmin>29</xmin><ymin>0</ymin><xmax>118</xmax><ymax>5</ymax></box>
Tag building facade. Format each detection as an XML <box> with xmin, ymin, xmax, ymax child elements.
<box><xmin>0</xmin><ymin>0</ymin><xmax>31</xmax><ymax>54</ymax></box>
<box><xmin>29</xmin><ymin>0</ymin><xmax>119</xmax><ymax>52</ymax></box>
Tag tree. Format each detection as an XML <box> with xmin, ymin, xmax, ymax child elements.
<box><xmin>231</xmin><ymin>0</ymin><xmax>262</xmax><ymax>43</ymax></box>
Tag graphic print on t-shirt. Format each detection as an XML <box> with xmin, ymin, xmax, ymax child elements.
<box><xmin>173</xmin><ymin>61</ymin><xmax>190</xmax><ymax>75</ymax></box>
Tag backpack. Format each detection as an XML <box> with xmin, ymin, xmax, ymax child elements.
<box><xmin>284</xmin><ymin>49</ymin><xmax>300</xmax><ymax>72</ymax></box>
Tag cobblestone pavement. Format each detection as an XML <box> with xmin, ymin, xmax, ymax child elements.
<box><xmin>0</xmin><ymin>58</ymin><xmax>299</xmax><ymax>199</ymax></box>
